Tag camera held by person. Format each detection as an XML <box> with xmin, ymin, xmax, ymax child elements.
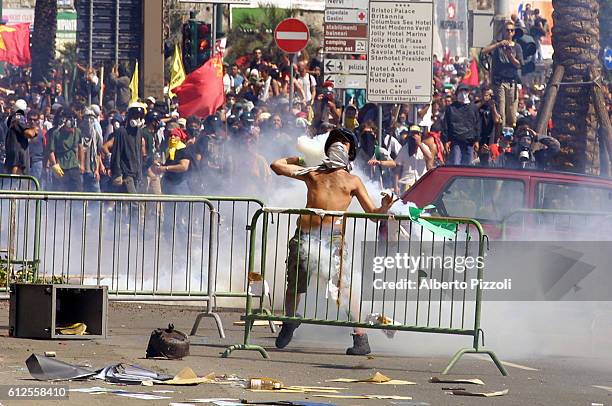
<box><xmin>494</xmin><ymin>118</ymin><xmax>560</xmax><ymax>169</ymax></box>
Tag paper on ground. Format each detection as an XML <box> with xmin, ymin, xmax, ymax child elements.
<box><xmin>313</xmin><ymin>394</ymin><xmax>412</xmax><ymax>400</ymax></box>
<box><xmin>69</xmin><ymin>387</ymin><xmax>116</xmax><ymax>393</ymax></box>
<box><xmin>144</xmin><ymin>367</ymin><xmax>212</xmax><ymax>385</ymax></box>
<box><xmin>328</xmin><ymin>371</ymin><xmax>415</xmax><ymax>385</ymax></box>
<box><xmin>430</xmin><ymin>376</ymin><xmax>485</xmax><ymax>385</ymax></box>
<box><xmin>187</xmin><ymin>399</ymin><xmax>239</xmax><ymax>404</ymax></box>
<box><xmin>115</xmin><ymin>392</ymin><xmax>172</xmax><ymax>400</ymax></box>
<box><xmin>450</xmin><ymin>388</ymin><xmax>509</xmax><ymax>397</ymax></box>
<box><xmin>593</xmin><ymin>385</ymin><xmax>612</xmax><ymax>393</ymax></box>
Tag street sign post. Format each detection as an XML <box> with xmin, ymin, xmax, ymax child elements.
<box><xmin>274</xmin><ymin>18</ymin><xmax>310</xmax><ymax>53</ymax></box>
<box><xmin>366</xmin><ymin>0</ymin><xmax>434</xmax><ymax>103</ymax></box>
<box><xmin>324</xmin><ymin>23</ymin><xmax>368</xmax><ymax>39</ymax></box>
<box><xmin>605</xmin><ymin>47</ymin><xmax>612</xmax><ymax>71</ymax></box>
<box><xmin>324</xmin><ymin>38</ymin><xmax>367</xmax><ymax>54</ymax></box>
<box><xmin>323</xmin><ymin>58</ymin><xmax>367</xmax><ymax>74</ymax></box>
<box><xmin>325</xmin><ymin>8</ymin><xmax>368</xmax><ymax>24</ymax></box>
<box><xmin>324</xmin><ymin>74</ymin><xmax>367</xmax><ymax>89</ymax></box>
<box><xmin>325</xmin><ymin>0</ymin><xmax>369</xmax><ymax>8</ymax></box>
<box><xmin>179</xmin><ymin>0</ymin><xmax>251</xmax><ymax>4</ymax></box>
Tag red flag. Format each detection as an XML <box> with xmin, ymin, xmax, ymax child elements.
<box><xmin>173</xmin><ymin>55</ymin><xmax>225</xmax><ymax>118</ymax></box>
<box><xmin>461</xmin><ymin>58</ymin><xmax>480</xmax><ymax>87</ymax></box>
<box><xmin>0</xmin><ymin>23</ymin><xmax>31</xmax><ymax>67</ymax></box>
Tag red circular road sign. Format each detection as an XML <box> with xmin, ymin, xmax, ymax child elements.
<box><xmin>274</xmin><ymin>18</ymin><xmax>310</xmax><ymax>54</ymax></box>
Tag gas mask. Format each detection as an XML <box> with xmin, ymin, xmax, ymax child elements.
<box><xmin>113</xmin><ymin>121</ymin><xmax>121</xmax><ymax>130</ymax></box>
<box><xmin>457</xmin><ymin>91</ymin><xmax>470</xmax><ymax>104</ymax></box>
<box><xmin>129</xmin><ymin>118</ymin><xmax>144</xmax><ymax>128</ymax></box>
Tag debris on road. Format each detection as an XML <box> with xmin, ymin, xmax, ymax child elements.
<box><xmin>429</xmin><ymin>376</ymin><xmax>485</xmax><ymax>385</ymax></box>
<box><xmin>313</xmin><ymin>394</ymin><xmax>412</xmax><ymax>400</ymax></box>
<box><xmin>328</xmin><ymin>371</ymin><xmax>416</xmax><ymax>385</ymax></box>
<box><xmin>448</xmin><ymin>388</ymin><xmax>509</xmax><ymax>397</ymax></box>
<box><xmin>95</xmin><ymin>363</ymin><xmax>172</xmax><ymax>384</ymax></box>
<box><xmin>146</xmin><ymin>324</ymin><xmax>190</xmax><ymax>360</ymax></box>
<box><xmin>26</xmin><ymin>354</ymin><xmax>96</xmax><ymax>381</ymax></box>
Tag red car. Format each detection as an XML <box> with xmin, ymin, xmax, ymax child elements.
<box><xmin>401</xmin><ymin>166</ymin><xmax>612</xmax><ymax>240</ymax></box>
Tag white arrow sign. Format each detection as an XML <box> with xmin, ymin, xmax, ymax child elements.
<box><xmin>324</xmin><ymin>74</ymin><xmax>367</xmax><ymax>89</ymax></box>
<box><xmin>324</xmin><ymin>58</ymin><xmax>367</xmax><ymax>74</ymax></box>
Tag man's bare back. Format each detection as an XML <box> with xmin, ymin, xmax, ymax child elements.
<box><xmin>270</xmin><ymin>153</ymin><xmax>392</xmax><ymax>231</ymax></box>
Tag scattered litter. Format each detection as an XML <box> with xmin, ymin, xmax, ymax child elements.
<box><xmin>146</xmin><ymin>324</ymin><xmax>190</xmax><ymax>360</ymax></box>
<box><xmin>441</xmin><ymin>387</ymin><xmax>466</xmax><ymax>391</ymax></box>
<box><xmin>449</xmin><ymin>388</ymin><xmax>508</xmax><ymax>397</ymax></box>
<box><xmin>249</xmin><ymin>377</ymin><xmax>283</xmax><ymax>389</ymax></box>
<box><xmin>365</xmin><ymin>313</ymin><xmax>402</xmax><ymax>338</ymax></box>
<box><xmin>44</xmin><ymin>351</ymin><xmax>56</xmax><ymax>358</ymax></box>
<box><xmin>249</xmin><ymin>389</ymin><xmax>305</xmax><ymax>394</ymax></box>
<box><xmin>593</xmin><ymin>385</ymin><xmax>612</xmax><ymax>393</ymax></box>
<box><xmin>313</xmin><ymin>394</ymin><xmax>412</xmax><ymax>400</ymax></box>
<box><xmin>328</xmin><ymin>371</ymin><xmax>415</xmax><ymax>385</ymax></box>
<box><xmin>210</xmin><ymin>401</ymin><xmax>243</xmax><ymax>406</ymax></box>
<box><xmin>115</xmin><ymin>392</ymin><xmax>172</xmax><ymax>400</ymax></box>
<box><xmin>56</xmin><ymin>322</ymin><xmax>87</xmax><ymax>335</ymax></box>
<box><xmin>95</xmin><ymin>363</ymin><xmax>172</xmax><ymax>384</ymax></box>
<box><xmin>169</xmin><ymin>403</ymin><xmax>196</xmax><ymax>406</ymax></box>
<box><xmin>69</xmin><ymin>387</ymin><xmax>117</xmax><ymax>394</ymax></box>
<box><xmin>26</xmin><ymin>354</ymin><xmax>96</xmax><ymax>381</ymax></box>
<box><xmin>233</xmin><ymin>320</ymin><xmax>282</xmax><ymax>326</ymax></box>
<box><xmin>186</xmin><ymin>399</ymin><xmax>239</xmax><ymax>404</ymax></box>
<box><xmin>149</xmin><ymin>368</ymin><xmax>215</xmax><ymax>386</ymax></box>
<box><xmin>153</xmin><ymin>390</ymin><xmax>175</xmax><ymax>393</ymax></box>
<box><xmin>429</xmin><ymin>376</ymin><xmax>485</xmax><ymax>385</ymax></box>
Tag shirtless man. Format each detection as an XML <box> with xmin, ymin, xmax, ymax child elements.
<box><xmin>270</xmin><ymin>128</ymin><xmax>393</xmax><ymax>355</ymax></box>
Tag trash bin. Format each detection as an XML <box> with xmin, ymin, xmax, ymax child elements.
<box><xmin>9</xmin><ymin>283</ymin><xmax>108</xmax><ymax>339</ymax></box>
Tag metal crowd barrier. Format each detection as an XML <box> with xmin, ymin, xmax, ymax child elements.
<box><xmin>500</xmin><ymin>209</ymin><xmax>612</xmax><ymax>240</ymax></box>
<box><xmin>223</xmin><ymin>208</ymin><xmax>507</xmax><ymax>376</ymax></box>
<box><xmin>0</xmin><ymin>190</ymin><xmax>225</xmax><ymax>338</ymax></box>
<box><xmin>0</xmin><ymin>174</ymin><xmax>41</xmax><ymax>191</ymax></box>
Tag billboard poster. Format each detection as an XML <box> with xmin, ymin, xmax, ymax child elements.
<box><xmin>434</xmin><ymin>0</ymin><xmax>469</xmax><ymax>58</ymax></box>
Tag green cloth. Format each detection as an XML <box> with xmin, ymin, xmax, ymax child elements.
<box><xmin>408</xmin><ymin>205</ymin><xmax>458</xmax><ymax>239</ymax></box>
<box><xmin>50</xmin><ymin>128</ymin><xmax>81</xmax><ymax>170</ymax></box>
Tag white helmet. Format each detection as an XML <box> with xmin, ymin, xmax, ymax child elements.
<box><xmin>15</xmin><ymin>99</ymin><xmax>27</xmax><ymax>112</ymax></box>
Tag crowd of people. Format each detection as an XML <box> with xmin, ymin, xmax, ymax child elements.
<box><xmin>1</xmin><ymin>17</ymin><xmax>610</xmax><ymax>201</ymax></box>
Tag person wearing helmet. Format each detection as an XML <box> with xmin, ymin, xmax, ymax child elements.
<box><xmin>48</xmin><ymin>110</ymin><xmax>83</xmax><ymax>191</ymax></box>
<box><xmin>102</xmin><ymin>102</ymin><xmax>146</xmax><ymax>193</ymax></box>
<box><xmin>270</xmin><ymin>127</ymin><xmax>393</xmax><ymax>356</ymax></box>
<box><xmin>4</xmin><ymin>108</ymin><xmax>38</xmax><ymax>175</ymax></box>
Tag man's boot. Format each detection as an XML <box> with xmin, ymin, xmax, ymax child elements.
<box><xmin>275</xmin><ymin>321</ymin><xmax>300</xmax><ymax>349</ymax></box>
<box><xmin>346</xmin><ymin>333</ymin><xmax>371</xmax><ymax>355</ymax></box>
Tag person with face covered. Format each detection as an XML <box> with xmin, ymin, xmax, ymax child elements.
<box><xmin>152</xmin><ymin>126</ymin><xmax>194</xmax><ymax>196</ymax></box>
<box><xmin>355</xmin><ymin>121</ymin><xmax>394</xmax><ymax>187</ymax></box>
<box><xmin>4</xmin><ymin>108</ymin><xmax>37</xmax><ymax>175</ymax></box>
<box><xmin>79</xmin><ymin>108</ymin><xmax>103</xmax><ymax>193</ymax></box>
<box><xmin>270</xmin><ymin>128</ymin><xmax>393</xmax><ymax>356</ymax></box>
<box><xmin>48</xmin><ymin>110</ymin><xmax>83</xmax><ymax>192</ymax></box>
<box><xmin>102</xmin><ymin>102</ymin><xmax>146</xmax><ymax>193</ymax></box>
<box><xmin>442</xmin><ymin>84</ymin><xmax>481</xmax><ymax>165</ymax></box>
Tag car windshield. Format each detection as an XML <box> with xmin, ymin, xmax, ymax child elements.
<box><xmin>433</xmin><ymin>176</ymin><xmax>525</xmax><ymax>223</ymax></box>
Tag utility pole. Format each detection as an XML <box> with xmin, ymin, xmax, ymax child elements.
<box><xmin>493</xmin><ymin>0</ymin><xmax>511</xmax><ymax>41</ymax></box>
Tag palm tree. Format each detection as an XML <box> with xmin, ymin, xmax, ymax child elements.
<box><xmin>551</xmin><ymin>0</ymin><xmax>602</xmax><ymax>174</ymax></box>
<box><xmin>31</xmin><ymin>0</ymin><xmax>58</xmax><ymax>83</ymax></box>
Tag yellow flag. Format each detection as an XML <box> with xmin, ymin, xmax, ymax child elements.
<box><xmin>169</xmin><ymin>44</ymin><xmax>186</xmax><ymax>98</ymax></box>
<box><xmin>129</xmin><ymin>60</ymin><xmax>139</xmax><ymax>104</ymax></box>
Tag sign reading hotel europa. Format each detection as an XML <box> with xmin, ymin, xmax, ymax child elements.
<box><xmin>366</xmin><ymin>0</ymin><xmax>434</xmax><ymax>103</ymax></box>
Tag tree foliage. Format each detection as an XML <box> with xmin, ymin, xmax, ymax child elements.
<box><xmin>225</xmin><ymin>4</ymin><xmax>321</xmax><ymax>65</ymax></box>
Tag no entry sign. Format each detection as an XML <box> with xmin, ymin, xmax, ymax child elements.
<box><xmin>274</xmin><ymin>18</ymin><xmax>310</xmax><ymax>53</ymax></box>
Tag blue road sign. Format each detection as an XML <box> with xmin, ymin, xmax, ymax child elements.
<box><xmin>605</xmin><ymin>47</ymin><xmax>612</xmax><ymax>70</ymax></box>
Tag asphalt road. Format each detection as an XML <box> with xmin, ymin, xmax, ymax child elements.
<box><xmin>0</xmin><ymin>301</ymin><xmax>611</xmax><ymax>406</ymax></box>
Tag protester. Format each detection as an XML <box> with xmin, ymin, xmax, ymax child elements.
<box><xmin>482</xmin><ymin>20</ymin><xmax>524</xmax><ymax>128</ymax></box>
<box><xmin>48</xmin><ymin>110</ymin><xmax>83</xmax><ymax>192</ymax></box>
<box><xmin>443</xmin><ymin>84</ymin><xmax>481</xmax><ymax>165</ymax></box>
<box><xmin>4</xmin><ymin>108</ymin><xmax>37</xmax><ymax>175</ymax></box>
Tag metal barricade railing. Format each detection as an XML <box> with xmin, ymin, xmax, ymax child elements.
<box><xmin>223</xmin><ymin>208</ymin><xmax>507</xmax><ymax>376</ymax></box>
<box><xmin>500</xmin><ymin>209</ymin><xmax>612</xmax><ymax>240</ymax></box>
<box><xmin>0</xmin><ymin>190</ymin><xmax>225</xmax><ymax>338</ymax></box>
<box><xmin>0</xmin><ymin>174</ymin><xmax>41</xmax><ymax>192</ymax></box>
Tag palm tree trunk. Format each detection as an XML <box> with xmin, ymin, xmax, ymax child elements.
<box><xmin>551</xmin><ymin>0</ymin><xmax>601</xmax><ymax>174</ymax></box>
<box><xmin>31</xmin><ymin>0</ymin><xmax>58</xmax><ymax>84</ymax></box>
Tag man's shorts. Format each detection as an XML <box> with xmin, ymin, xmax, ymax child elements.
<box><xmin>286</xmin><ymin>228</ymin><xmax>345</xmax><ymax>294</ymax></box>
